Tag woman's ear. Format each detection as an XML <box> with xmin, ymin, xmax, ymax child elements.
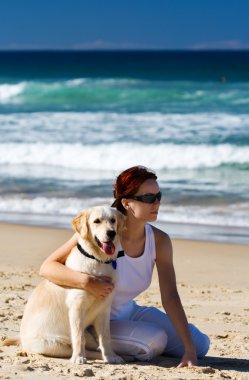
<box><xmin>121</xmin><ymin>198</ymin><xmax>129</xmax><ymax>211</ymax></box>
<box><xmin>72</xmin><ymin>210</ymin><xmax>88</xmax><ymax>237</ymax></box>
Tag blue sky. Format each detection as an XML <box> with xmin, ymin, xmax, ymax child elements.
<box><xmin>0</xmin><ymin>0</ymin><xmax>249</xmax><ymax>50</ymax></box>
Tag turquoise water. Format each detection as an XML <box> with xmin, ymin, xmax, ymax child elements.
<box><xmin>0</xmin><ymin>51</ymin><xmax>249</xmax><ymax>243</ymax></box>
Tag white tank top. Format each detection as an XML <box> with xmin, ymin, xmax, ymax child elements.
<box><xmin>111</xmin><ymin>223</ymin><xmax>156</xmax><ymax>320</ymax></box>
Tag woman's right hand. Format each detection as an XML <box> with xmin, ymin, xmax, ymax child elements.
<box><xmin>84</xmin><ymin>275</ymin><xmax>114</xmax><ymax>298</ymax></box>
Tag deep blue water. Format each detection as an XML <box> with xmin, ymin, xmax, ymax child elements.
<box><xmin>1</xmin><ymin>50</ymin><xmax>249</xmax><ymax>82</ymax></box>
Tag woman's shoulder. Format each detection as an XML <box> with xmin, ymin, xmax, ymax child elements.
<box><xmin>150</xmin><ymin>224</ymin><xmax>173</xmax><ymax>256</ymax></box>
<box><xmin>150</xmin><ymin>224</ymin><xmax>172</xmax><ymax>243</ymax></box>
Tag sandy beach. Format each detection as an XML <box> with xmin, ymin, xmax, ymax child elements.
<box><xmin>0</xmin><ymin>222</ymin><xmax>248</xmax><ymax>380</ymax></box>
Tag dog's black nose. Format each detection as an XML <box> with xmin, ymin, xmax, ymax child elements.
<box><xmin>107</xmin><ymin>230</ymin><xmax>116</xmax><ymax>239</ymax></box>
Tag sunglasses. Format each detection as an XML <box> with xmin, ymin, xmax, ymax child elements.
<box><xmin>129</xmin><ymin>191</ymin><xmax>162</xmax><ymax>204</ymax></box>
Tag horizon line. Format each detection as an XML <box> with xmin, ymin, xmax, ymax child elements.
<box><xmin>0</xmin><ymin>48</ymin><xmax>249</xmax><ymax>52</ymax></box>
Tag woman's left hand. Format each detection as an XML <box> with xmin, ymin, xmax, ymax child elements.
<box><xmin>177</xmin><ymin>351</ymin><xmax>198</xmax><ymax>368</ymax></box>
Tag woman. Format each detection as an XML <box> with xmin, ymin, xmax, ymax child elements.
<box><xmin>40</xmin><ymin>166</ymin><xmax>210</xmax><ymax>367</ymax></box>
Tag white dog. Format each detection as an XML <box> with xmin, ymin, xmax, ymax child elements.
<box><xmin>7</xmin><ymin>206</ymin><xmax>125</xmax><ymax>364</ymax></box>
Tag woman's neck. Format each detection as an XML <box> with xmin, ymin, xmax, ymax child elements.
<box><xmin>122</xmin><ymin>214</ymin><xmax>146</xmax><ymax>241</ymax></box>
<box><xmin>121</xmin><ymin>215</ymin><xmax>146</xmax><ymax>258</ymax></box>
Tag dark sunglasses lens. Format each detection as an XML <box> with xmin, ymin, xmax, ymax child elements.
<box><xmin>142</xmin><ymin>192</ymin><xmax>161</xmax><ymax>203</ymax></box>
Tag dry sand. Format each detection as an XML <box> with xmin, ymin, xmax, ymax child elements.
<box><xmin>0</xmin><ymin>222</ymin><xmax>248</xmax><ymax>380</ymax></box>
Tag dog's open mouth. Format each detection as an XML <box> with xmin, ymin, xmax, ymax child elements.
<box><xmin>95</xmin><ymin>237</ymin><xmax>115</xmax><ymax>255</ymax></box>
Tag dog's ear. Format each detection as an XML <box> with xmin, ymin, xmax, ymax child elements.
<box><xmin>72</xmin><ymin>210</ymin><xmax>88</xmax><ymax>237</ymax></box>
<box><xmin>116</xmin><ymin>210</ymin><xmax>126</xmax><ymax>235</ymax></box>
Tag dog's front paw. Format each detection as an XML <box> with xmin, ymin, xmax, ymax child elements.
<box><xmin>104</xmin><ymin>353</ymin><xmax>125</xmax><ymax>364</ymax></box>
<box><xmin>70</xmin><ymin>355</ymin><xmax>87</xmax><ymax>364</ymax></box>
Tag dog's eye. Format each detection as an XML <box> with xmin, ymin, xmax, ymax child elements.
<box><xmin>94</xmin><ymin>218</ymin><xmax>101</xmax><ymax>224</ymax></box>
<box><xmin>110</xmin><ymin>218</ymin><xmax>116</xmax><ymax>224</ymax></box>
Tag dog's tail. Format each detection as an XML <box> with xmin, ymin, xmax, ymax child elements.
<box><xmin>0</xmin><ymin>337</ymin><xmax>20</xmax><ymax>347</ymax></box>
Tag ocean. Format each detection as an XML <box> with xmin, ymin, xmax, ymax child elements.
<box><xmin>0</xmin><ymin>51</ymin><xmax>249</xmax><ymax>244</ymax></box>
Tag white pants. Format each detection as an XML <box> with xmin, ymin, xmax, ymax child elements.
<box><xmin>110</xmin><ymin>304</ymin><xmax>210</xmax><ymax>361</ymax></box>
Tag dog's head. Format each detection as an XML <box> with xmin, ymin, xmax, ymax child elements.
<box><xmin>72</xmin><ymin>206</ymin><xmax>125</xmax><ymax>261</ymax></box>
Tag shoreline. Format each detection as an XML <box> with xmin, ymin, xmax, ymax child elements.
<box><xmin>1</xmin><ymin>213</ymin><xmax>249</xmax><ymax>245</ymax></box>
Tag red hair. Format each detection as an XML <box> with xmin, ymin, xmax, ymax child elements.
<box><xmin>112</xmin><ymin>166</ymin><xmax>157</xmax><ymax>214</ymax></box>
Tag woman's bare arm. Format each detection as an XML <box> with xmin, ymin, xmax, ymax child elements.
<box><xmin>154</xmin><ymin>227</ymin><xmax>197</xmax><ymax>367</ymax></box>
<box><xmin>39</xmin><ymin>233</ymin><xmax>114</xmax><ymax>298</ymax></box>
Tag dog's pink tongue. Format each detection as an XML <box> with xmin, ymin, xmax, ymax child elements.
<box><xmin>102</xmin><ymin>242</ymin><xmax>115</xmax><ymax>255</ymax></box>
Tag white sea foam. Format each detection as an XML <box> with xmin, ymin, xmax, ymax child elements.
<box><xmin>0</xmin><ymin>142</ymin><xmax>248</xmax><ymax>170</ymax></box>
<box><xmin>65</xmin><ymin>78</ymin><xmax>88</xmax><ymax>86</ymax></box>
<box><xmin>0</xmin><ymin>111</ymin><xmax>249</xmax><ymax>145</ymax></box>
<box><xmin>159</xmin><ymin>203</ymin><xmax>249</xmax><ymax>228</ymax></box>
<box><xmin>233</xmin><ymin>98</ymin><xmax>249</xmax><ymax>105</ymax></box>
<box><xmin>0</xmin><ymin>83</ymin><xmax>26</xmax><ymax>102</ymax></box>
<box><xmin>0</xmin><ymin>196</ymin><xmax>248</xmax><ymax>228</ymax></box>
<box><xmin>0</xmin><ymin>78</ymin><xmax>145</xmax><ymax>105</ymax></box>
<box><xmin>65</xmin><ymin>78</ymin><xmax>140</xmax><ymax>87</ymax></box>
<box><xmin>0</xmin><ymin>196</ymin><xmax>110</xmax><ymax>217</ymax></box>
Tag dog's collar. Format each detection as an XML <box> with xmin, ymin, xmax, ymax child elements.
<box><xmin>77</xmin><ymin>243</ymin><xmax>124</xmax><ymax>270</ymax></box>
